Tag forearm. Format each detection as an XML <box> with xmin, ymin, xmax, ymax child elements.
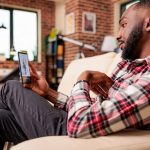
<box><xmin>77</xmin><ymin>71</ymin><xmax>91</xmax><ymax>81</ymax></box>
<box><xmin>67</xmin><ymin>78</ymin><xmax>150</xmax><ymax>138</ymax></box>
<box><xmin>77</xmin><ymin>70</ymin><xmax>113</xmax><ymax>98</ymax></box>
<box><xmin>45</xmin><ymin>88</ymin><xmax>58</xmax><ymax>104</ymax></box>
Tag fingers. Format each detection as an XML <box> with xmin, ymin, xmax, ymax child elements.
<box><xmin>88</xmin><ymin>71</ymin><xmax>114</xmax><ymax>98</ymax></box>
<box><xmin>91</xmin><ymin>84</ymin><xmax>108</xmax><ymax>98</ymax></box>
<box><xmin>29</xmin><ymin>63</ymin><xmax>37</xmax><ymax>74</ymax></box>
<box><xmin>30</xmin><ymin>71</ymin><xmax>39</xmax><ymax>80</ymax></box>
<box><xmin>29</xmin><ymin>63</ymin><xmax>40</xmax><ymax>80</ymax></box>
<box><xmin>23</xmin><ymin>75</ymin><xmax>37</xmax><ymax>89</ymax></box>
<box><xmin>95</xmin><ymin>78</ymin><xmax>113</xmax><ymax>98</ymax></box>
<box><xmin>23</xmin><ymin>83</ymin><xmax>32</xmax><ymax>89</ymax></box>
<box><xmin>105</xmin><ymin>78</ymin><xmax>114</xmax><ymax>89</ymax></box>
<box><xmin>96</xmin><ymin>84</ymin><xmax>108</xmax><ymax>98</ymax></box>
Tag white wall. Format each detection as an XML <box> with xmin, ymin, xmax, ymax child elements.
<box><xmin>55</xmin><ymin>0</ymin><xmax>66</xmax><ymax>34</ymax></box>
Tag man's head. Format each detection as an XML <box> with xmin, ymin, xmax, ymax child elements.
<box><xmin>117</xmin><ymin>0</ymin><xmax>150</xmax><ymax>60</ymax></box>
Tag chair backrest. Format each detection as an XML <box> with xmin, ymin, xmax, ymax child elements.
<box><xmin>58</xmin><ymin>52</ymin><xmax>122</xmax><ymax>97</ymax></box>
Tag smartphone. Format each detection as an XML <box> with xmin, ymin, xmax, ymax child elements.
<box><xmin>18</xmin><ymin>51</ymin><xmax>31</xmax><ymax>84</ymax></box>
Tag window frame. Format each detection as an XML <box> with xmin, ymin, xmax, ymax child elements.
<box><xmin>0</xmin><ymin>4</ymin><xmax>41</xmax><ymax>62</ymax></box>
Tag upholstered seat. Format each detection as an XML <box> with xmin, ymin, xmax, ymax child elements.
<box><xmin>11</xmin><ymin>52</ymin><xmax>150</xmax><ymax>150</ymax></box>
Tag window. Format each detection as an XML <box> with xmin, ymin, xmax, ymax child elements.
<box><xmin>0</xmin><ymin>7</ymin><xmax>38</xmax><ymax>61</ymax></box>
<box><xmin>0</xmin><ymin>9</ymin><xmax>10</xmax><ymax>58</ymax></box>
<box><xmin>120</xmin><ymin>0</ymin><xmax>140</xmax><ymax>16</ymax></box>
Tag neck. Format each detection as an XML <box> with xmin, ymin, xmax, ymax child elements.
<box><xmin>140</xmin><ymin>49</ymin><xmax>150</xmax><ymax>58</ymax></box>
<box><xmin>139</xmin><ymin>38</ymin><xmax>150</xmax><ymax>58</ymax></box>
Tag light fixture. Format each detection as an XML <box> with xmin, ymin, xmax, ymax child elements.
<box><xmin>0</xmin><ymin>23</ymin><xmax>6</xmax><ymax>29</ymax></box>
<box><xmin>75</xmin><ymin>45</ymin><xmax>85</xmax><ymax>59</ymax></box>
<box><xmin>58</xmin><ymin>35</ymin><xmax>96</xmax><ymax>59</ymax></box>
<box><xmin>101</xmin><ymin>36</ymin><xmax>118</xmax><ymax>52</ymax></box>
<box><xmin>0</xmin><ymin>0</ymin><xmax>7</xmax><ymax>29</ymax></box>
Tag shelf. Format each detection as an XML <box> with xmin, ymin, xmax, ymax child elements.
<box><xmin>45</xmin><ymin>37</ymin><xmax>64</xmax><ymax>90</ymax></box>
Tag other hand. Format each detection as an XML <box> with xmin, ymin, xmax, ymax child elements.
<box><xmin>24</xmin><ymin>63</ymin><xmax>49</xmax><ymax>97</ymax></box>
<box><xmin>77</xmin><ymin>70</ymin><xmax>114</xmax><ymax>98</ymax></box>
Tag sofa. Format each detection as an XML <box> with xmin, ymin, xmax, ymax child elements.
<box><xmin>10</xmin><ymin>52</ymin><xmax>150</xmax><ymax>150</ymax></box>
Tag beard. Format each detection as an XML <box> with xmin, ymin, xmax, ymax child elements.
<box><xmin>121</xmin><ymin>23</ymin><xmax>143</xmax><ymax>60</ymax></box>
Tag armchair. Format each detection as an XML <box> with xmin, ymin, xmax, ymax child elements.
<box><xmin>10</xmin><ymin>52</ymin><xmax>150</xmax><ymax>149</ymax></box>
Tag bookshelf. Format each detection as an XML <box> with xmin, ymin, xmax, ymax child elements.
<box><xmin>45</xmin><ymin>36</ymin><xmax>64</xmax><ymax>90</ymax></box>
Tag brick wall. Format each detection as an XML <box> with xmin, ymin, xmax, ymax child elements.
<box><xmin>64</xmin><ymin>0</ymin><xmax>114</xmax><ymax>69</ymax></box>
<box><xmin>0</xmin><ymin>0</ymin><xmax>55</xmax><ymax>75</ymax></box>
<box><xmin>0</xmin><ymin>0</ymin><xmax>114</xmax><ymax>84</ymax></box>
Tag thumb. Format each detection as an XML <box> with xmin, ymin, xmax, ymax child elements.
<box><xmin>23</xmin><ymin>83</ymin><xmax>32</xmax><ymax>89</ymax></box>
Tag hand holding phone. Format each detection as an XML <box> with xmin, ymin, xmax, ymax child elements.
<box><xmin>18</xmin><ymin>51</ymin><xmax>31</xmax><ymax>84</ymax></box>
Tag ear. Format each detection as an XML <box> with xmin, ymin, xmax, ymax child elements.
<box><xmin>145</xmin><ymin>18</ymin><xmax>150</xmax><ymax>32</ymax></box>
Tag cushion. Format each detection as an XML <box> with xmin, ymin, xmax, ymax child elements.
<box><xmin>11</xmin><ymin>129</ymin><xmax>150</xmax><ymax>150</ymax></box>
<box><xmin>58</xmin><ymin>52</ymin><xmax>117</xmax><ymax>97</ymax></box>
<box><xmin>106</xmin><ymin>52</ymin><xmax>122</xmax><ymax>76</ymax></box>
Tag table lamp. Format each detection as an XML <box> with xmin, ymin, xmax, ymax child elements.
<box><xmin>101</xmin><ymin>36</ymin><xmax>118</xmax><ymax>52</ymax></box>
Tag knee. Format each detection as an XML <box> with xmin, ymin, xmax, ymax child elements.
<box><xmin>4</xmin><ymin>80</ymin><xmax>22</xmax><ymax>91</ymax></box>
<box><xmin>1</xmin><ymin>80</ymin><xmax>22</xmax><ymax>97</ymax></box>
<box><xmin>5</xmin><ymin>80</ymin><xmax>21</xmax><ymax>89</ymax></box>
<box><xmin>0</xmin><ymin>110</ymin><xmax>12</xmax><ymax>124</ymax></box>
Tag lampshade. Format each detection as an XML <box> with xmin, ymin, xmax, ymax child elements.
<box><xmin>101</xmin><ymin>36</ymin><xmax>118</xmax><ymax>52</ymax></box>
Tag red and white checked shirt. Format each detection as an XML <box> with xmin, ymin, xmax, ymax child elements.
<box><xmin>56</xmin><ymin>55</ymin><xmax>150</xmax><ymax>138</ymax></box>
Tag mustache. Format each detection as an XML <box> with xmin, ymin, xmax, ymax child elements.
<box><xmin>118</xmin><ymin>40</ymin><xmax>124</xmax><ymax>44</ymax></box>
<box><xmin>117</xmin><ymin>40</ymin><xmax>125</xmax><ymax>47</ymax></box>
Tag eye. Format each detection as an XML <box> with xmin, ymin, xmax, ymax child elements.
<box><xmin>121</xmin><ymin>23</ymin><xmax>127</xmax><ymax>28</ymax></box>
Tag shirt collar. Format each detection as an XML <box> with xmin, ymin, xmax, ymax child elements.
<box><xmin>132</xmin><ymin>55</ymin><xmax>150</xmax><ymax>65</ymax></box>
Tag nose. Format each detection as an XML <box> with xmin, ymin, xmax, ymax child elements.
<box><xmin>116</xmin><ymin>30</ymin><xmax>122</xmax><ymax>42</ymax></box>
<box><xmin>117</xmin><ymin>25</ymin><xmax>125</xmax><ymax>42</ymax></box>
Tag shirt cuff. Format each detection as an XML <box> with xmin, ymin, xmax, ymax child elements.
<box><xmin>55</xmin><ymin>92</ymin><xmax>69</xmax><ymax>109</ymax></box>
<box><xmin>71</xmin><ymin>80</ymin><xmax>90</xmax><ymax>94</ymax></box>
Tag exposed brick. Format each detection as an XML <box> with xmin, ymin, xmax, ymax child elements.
<box><xmin>64</xmin><ymin>0</ymin><xmax>114</xmax><ymax>69</ymax></box>
<box><xmin>0</xmin><ymin>0</ymin><xmax>55</xmax><ymax>78</ymax></box>
<box><xmin>0</xmin><ymin>0</ymin><xmax>114</xmax><ymax>84</ymax></box>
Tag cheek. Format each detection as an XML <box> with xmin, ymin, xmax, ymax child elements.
<box><xmin>123</xmin><ymin>27</ymin><xmax>132</xmax><ymax>42</ymax></box>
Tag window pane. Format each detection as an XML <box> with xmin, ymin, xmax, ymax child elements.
<box><xmin>13</xmin><ymin>10</ymin><xmax>37</xmax><ymax>61</ymax></box>
<box><xmin>0</xmin><ymin>9</ymin><xmax>10</xmax><ymax>58</ymax></box>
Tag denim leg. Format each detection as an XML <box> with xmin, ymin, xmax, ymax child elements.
<box><xmin>0</xmin><ymin>109</ymin><xmax>27</xmax><ymax>145</ymax></box>
<box><xmin>0</xmin><ymin>136</ymin><xmax>5</xmax><ymax>150</ymax></box>
<box><xmin>0</xmin><ymin>80</ymin><xmax>67</xmax><ymax>142</ymax></box>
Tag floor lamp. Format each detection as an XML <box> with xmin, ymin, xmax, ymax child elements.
<box><xmin>58</xmin><ymin>35</ymin><xmax>96</xmax><ymax>59</ymax></box>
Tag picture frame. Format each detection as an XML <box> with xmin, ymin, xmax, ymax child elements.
<box><xmin>82</xmin><ymin>12</ymin><xmax>96</xmax><ymax>34</ymax></box>
<box><xmin>65</xmin><ymin>12</ymin><xmax>75</xmax><ymax>35</ymax></box>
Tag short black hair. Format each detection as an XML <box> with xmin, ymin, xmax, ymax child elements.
<box><xmin>135</xmin><ymin>0</ymin><xmax>150</xmax><ymax>9</ymax></box>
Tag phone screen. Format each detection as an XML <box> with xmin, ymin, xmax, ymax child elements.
<box><xmin>18</xmin><ymin>52</ymin><xmax>31</xmax><ymax>84</ymax></box>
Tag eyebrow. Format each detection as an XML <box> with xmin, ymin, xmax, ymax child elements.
<box><xmin>119</xmin><ymin>16</ymin><xmax>127</xmax><ymax>24</ymax></box>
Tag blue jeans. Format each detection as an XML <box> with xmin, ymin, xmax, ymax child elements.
<box><xmin>0</xmin><ymin>80</ymin><xmax>67</xmax><ymax>149</ymax></box>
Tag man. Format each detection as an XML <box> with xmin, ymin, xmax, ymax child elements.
<box><xmin>0</xmin><ymin>0</ymin><xmax>150</xmax><ymax>149</ymax></box>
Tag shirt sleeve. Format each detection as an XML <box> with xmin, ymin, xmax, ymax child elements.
<box><xmin>55</xmin><ymin>84</ymin><xmax>102</xmax><ymax>111</ymax></box>
<box><xmin>67</xmin><ymin>74</ymin><xmax>150</xmax><ymax>138</ymax></box>
<box><xmin>54</xmin><ymin>92</ymin><xmax>69</xmax><ymax>110</ymax></box>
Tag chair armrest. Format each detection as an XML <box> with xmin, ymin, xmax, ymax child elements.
<box><xmin>11</xmin><ymin>129</ymin><xmax>150</xmax><ymax>150</ymax></box>
<box><xmin>58</xmin><ymin>52</ymin><xmax>117</xmax><ymax>97</ymax></box>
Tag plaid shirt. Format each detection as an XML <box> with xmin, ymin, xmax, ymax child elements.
<box><xmin>56</xmin><ymin>55</ymin><xmax>150</xmax><ymax>138</ymax></box>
